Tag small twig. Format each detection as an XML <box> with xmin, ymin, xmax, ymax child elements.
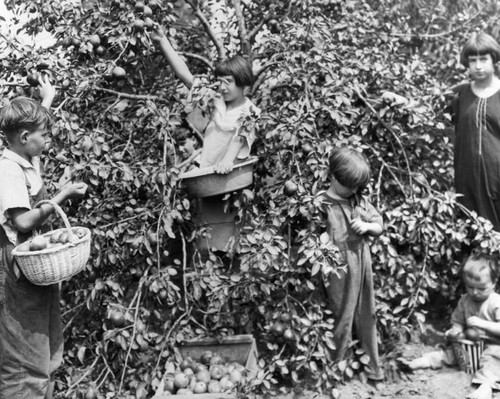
<box><xmin>65</xmin><ymin>356</ymin><xmax>100</xmax><ymax>392</ymax></box>
<box><xmin>366</xmin><ymin>143</ymin><xmax>407</xmax><ymax>199</ymax></box>
<box><xmin>356</xmin><ymin>88</ymin><xmax>413</xmax><ymax>197</ymax></box>
<box><xmin>176</xmin><ymin>148</ymin><xmax>202</xmax><ymax>169</ymax></box>
<box><xmin>390</xmin><ymin>9</ymin><xmax>482</xmax><ymax>39</ymax></box>
<box><xmin>119</xmin><ymin>276</ymin><xmax>147</xmax><ymax>394</ymax></box>
<box><xmin>114</xmin><ymin>38</ymin><xmax>131</xmax><ymax>65</ymax></box>
<box><xmin>180</xmin><ymin>230</ymin><xmax>189</xmax><ymax>312</ymax></box>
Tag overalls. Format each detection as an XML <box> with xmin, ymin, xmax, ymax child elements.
<box><xmin>0</xmin><ymin>160</ymin><xmax>63</xmax><ymax>399</ymax></box>
<box><xmin>322</xmin><ymin>194</ymin><xmax>383</xmax><ymax>381</ymax></box>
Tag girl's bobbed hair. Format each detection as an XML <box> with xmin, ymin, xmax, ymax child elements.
<box><xmin>214</xmin><ymin>55</ymin><xmax>254</xmax><ymax>87</ymax></box>
<box><xmin>460</xmin><ymin>32</ymin><xmax>500</xmax><ymax>67</ymax></box>
<box><xmin>328</xmin><ymin>147</ymin><xmax>371</xmax><ymax>190</ymax></box>
<box><xmin>462</xmin><ymin>248</ymin><xmax>500</xmax><ymax>284</ymax></box>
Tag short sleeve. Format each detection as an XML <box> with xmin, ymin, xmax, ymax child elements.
<box><xmin>235</xmin><ymin>104</ymin><xmax>260</xmax><ymax>160</ymax></box>
<box><xmin>450</xmin><ymin>296</ymin><xmax>466</xmax><ymax>326</ymax></box>
<box><xmin>0</xmin><ymin>161</ymin><xmax>31</xmax><ymax>218</ymax></box>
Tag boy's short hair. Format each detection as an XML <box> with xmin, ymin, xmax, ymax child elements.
<box><xmin>460</xmin><ymin>32</ymin><xmax>500</xmax><ymax>67</ymax></box>
<box><xmin>328</xmin><ymin>147</ymin><xmax>371</xmax><ymax>190</ymax></box>
<box><xmin>214</xmin><ymin>55</ymin><xmax>254</xmax><ymax>87</ymax></box>
<box><xmin>0</xmin><ymin>96</ymin><xmax>53</xmax><ymax>143</ymax></box>
<box><xmin>462</xmin><ymin>249</ymin><xmax>500</xmax><ymax>284</ymax></box>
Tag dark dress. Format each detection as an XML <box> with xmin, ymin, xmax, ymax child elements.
<box><xmin>453</xmin><ymin>83</ymin><xmax>500</xmax><ymax>230</ymax></box>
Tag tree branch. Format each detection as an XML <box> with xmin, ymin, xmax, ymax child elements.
<box><xmin>248</xmin><ymin>19</ymin><xmax>267</xmax><ymax>42</ymax></box>
<box><xmin>230</xmin><ymin>0</ymin><xmax>251</xmax><ymax>57</ymax></box>
<box><xmin>185</xmin><ymin>0</ymin><xmax>226</xmax><ymax>60</ymax></box>
<box><xmin>179</xmin><ymin>51</ymin><xmax>213</xmax><ymax>69</ymax></box>
<box><xmin>390</xmin><ymin>9</ymin><xmax>482</xmax><ymax>39</ymax></box>
<box><xmin>93</xmin><ymin>87</ymin><xmax>170</xmax><ymax>103</ymax></box>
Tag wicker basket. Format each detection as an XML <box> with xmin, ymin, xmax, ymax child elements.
<box><xmin>12</xmin><ymin>200</ymin><xmax>91</xmax><ymax>286</ymax></box>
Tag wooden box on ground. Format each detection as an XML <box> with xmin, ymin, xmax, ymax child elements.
<box><xmin>153</xmin><ymin>334</ymin><xmax>258</xmax><ymax>399</ymax></box>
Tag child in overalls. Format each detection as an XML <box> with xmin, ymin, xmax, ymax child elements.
<box><xmin>0</xmin><ymin>91</ymin><xmax>87</xmax><ymax>398</ymax></box>
<box><xmin>319</xmin><ymin>147</ymin><xmax>384</xmax><ymax>385</ymax></box>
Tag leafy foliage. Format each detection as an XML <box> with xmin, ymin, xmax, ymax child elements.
<box><xmin>2</xmin><ymin>0</ymin><xmax>500</xmax><ymax>398</ymax></box>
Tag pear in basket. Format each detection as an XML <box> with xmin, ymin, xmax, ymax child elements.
<box><xmin>29</xmin><ymin>236</ymin><xmax>49</xmax><ymax>251</ymax></box>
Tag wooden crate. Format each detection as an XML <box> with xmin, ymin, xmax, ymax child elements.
<box><xmin>153</xmin><ymin>334</ymin><xmax>258</xmax><ymax>399</ymax></box>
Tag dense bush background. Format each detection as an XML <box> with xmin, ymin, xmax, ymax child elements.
<box><xmin>1</xmin><ymin>0</ymin><xmax>500</xmax><ymax>397</ymax></box>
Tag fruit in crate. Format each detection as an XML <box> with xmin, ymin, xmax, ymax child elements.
<box><xmin>163</xmin><ymin>351</ymin><xmax>253</xmax><ymax>395</ymax></box>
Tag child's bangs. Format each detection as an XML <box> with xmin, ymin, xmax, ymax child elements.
<box><xmin>214</xmin><ymin>56</ymin><xmax>254</xmax><ymax>87</ymax></box>
<box><xmin>460</xmin><ymin>32</ymin><xmax>500</xmax><ymax>66</ymax></box>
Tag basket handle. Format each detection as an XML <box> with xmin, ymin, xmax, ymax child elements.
<box><xmin>34</xmin><ymin>199</ymin><xmax>76</xmax><ymax>242</ymax></box>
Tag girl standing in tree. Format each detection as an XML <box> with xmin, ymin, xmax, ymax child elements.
<box><xmin>452</xmin><ymin>32</ymin><xmax>500</xmax><ymax>230</ymax></box>
<box><xmin>153</xmin><ymin>26</ymin><xmax>260</xmax><ymax>174</ymax></box>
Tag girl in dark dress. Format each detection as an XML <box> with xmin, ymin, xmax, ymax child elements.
<box><xmin>453</xmin><ymin>32</ymin><xmax>500</xmax><ymax>230</ymax></box>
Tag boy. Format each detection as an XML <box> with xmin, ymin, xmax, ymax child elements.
<box><xmin>0</xmin><ymin>82</ymin><xmax>87</xmax><ymax>398</ymax></box>
<box><xmin>404</xmin><ymin>250</ymin><xmax>500</xmax><ymax>399</ymax></box>
<box><xmin>319</xmin><ymin>147</ymin><xmax>385</xmax><ymax>384</ymax></box>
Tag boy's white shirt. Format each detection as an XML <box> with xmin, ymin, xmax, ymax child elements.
<box><xmin>0</xmin><ymin>149</ymin><xmax>43</xmax><ymax>245</ymax></box>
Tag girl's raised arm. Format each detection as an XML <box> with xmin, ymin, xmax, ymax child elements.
<box><xmin>153</xmin><ymin>26</ymin><xmax>194</xmax><ymax>89</ymax></box>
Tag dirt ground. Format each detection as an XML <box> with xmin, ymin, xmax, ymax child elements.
<box><xmin>265</xmin><ymin>325</ymin><xmax>499</xmax><ymax>399</ymax></box>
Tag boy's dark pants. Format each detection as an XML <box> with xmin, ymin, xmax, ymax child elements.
<box><xmin>0</xmin><ymin>242</ymin><xmax>63</xmax><ymax>398</ymax></box>
<box><xmin>325</xmin><ymin>245</ymin><xmax>383</xmax><ymax>381</ymax></box>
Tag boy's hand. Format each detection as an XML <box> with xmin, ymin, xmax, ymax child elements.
<box><xmin>445</xmin><ymin>326</ymin><xmax>464</xmax><ymax>339</ymax></box>
<box><xmin>214</xmin><ymin>162</ymin><xmax>234</xmax><ymax>174</ymax></box>
<box><xmin>62</xmin><ymin>182</ymin><xmax>88</xmax><ymax>200</ymax></box>
<box><xmin>152</xmin><ymin>24</ymin><xmax>166</xmax><ymax>42</ymax></box>
<box><xmin>466</xmin><ymin>316</ymin><xmax>485</xmax><ymax>330</ymax></box>
<box><xmin>351</xmin><ymin>218</ymin><xmax>370</xmax><ymax>235</ymax></box>
<box><xmin>38</xmin><ymin>74</ymin><xmax>56</xmax><ymax>106</ymax></box>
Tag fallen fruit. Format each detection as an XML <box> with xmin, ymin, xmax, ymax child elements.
<box><xmin>143</xmin><ymin>5</ymin><xmax>153</xmax><ymax>16</ymax></box>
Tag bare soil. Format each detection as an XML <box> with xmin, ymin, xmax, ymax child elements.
<box><xmin>263</xmin><ymin>324</ymin><xmax>499</xmax><ymax>399</ymax></box>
